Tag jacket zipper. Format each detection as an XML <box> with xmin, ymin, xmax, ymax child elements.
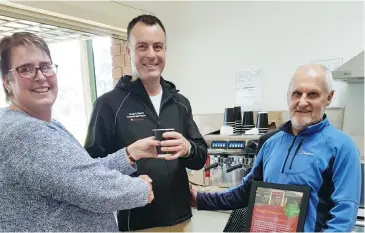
<box><xmin>289</xmin><ymin>139</ymin><xmax>304</xmax><ymax>170</ymax></box>
<box><xmin>281</xmin><ymin>136</ymin><xmax>298</xmax><ymax>173</ymax></box>
<box><xmin>156</xmin><ymin>94</ymin><xmax>176</xmax><ymax>222</ymax></box>
<box><xmin>154</xmin><ymin>93</ymin><xmax>174</xmax><ymax>128</ymax></box>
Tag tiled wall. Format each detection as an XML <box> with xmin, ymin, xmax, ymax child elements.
<box><xmin>111</xmin><ymin>39</ymin><xmax>131</xmax><ymax>86</ymax></box>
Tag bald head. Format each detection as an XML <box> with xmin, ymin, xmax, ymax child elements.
<box><xmin>288</xmin><ymin>64</ymin><xmax>333</xmax><ymax>95</ymax></box>
<box><xmin>287</xmin><ymin>63</ymin><xmax>335</xmax><ymax>135</ymax></box>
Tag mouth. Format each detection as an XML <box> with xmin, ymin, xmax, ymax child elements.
<box><xmin>296</xmin><ymin>110</ymin><xmax>311</xmax><ymax>113</ymax></box>
<box><xmin>31</xmin><ymin>87</ymin><xmax>50</xmax><ymax>94</ymax></box>
<box><xmin>143</xmin><ymin>64</ymin><xmax>158</xmax><ymax>68</ymax></box>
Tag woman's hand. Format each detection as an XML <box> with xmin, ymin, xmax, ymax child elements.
<box><xmin>127</xmin><ymin>136</ymin><xmax>160</xmax><ymax>161</ymax></box>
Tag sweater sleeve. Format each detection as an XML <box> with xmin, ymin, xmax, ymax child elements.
<box><xmin>8</xmin><ymin>122</ymin><xmax>149</xmax><ymax>214</ymax></box>
<box><xmin>96</xmin><ymin>148</ymin><xmax>137</xmax><ymax>175</ymax></box>
<box><xmin>52</xmin><ymin>119</ymin><xmax>136</xmax><ymax>175</ymax></box>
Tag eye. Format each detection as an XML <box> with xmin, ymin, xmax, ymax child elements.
<box><xmin>292</xmin><ymin>91</ymin><xmax>301</xmax><ymax>97</ymax></box>
<box><xmin>154</xmin><ymin>45</ymin><xmax>163</xmax><ymax>51</ymax></box>
<box><xmin>308</xmin><ymin>92</ymin><xmax>318</xmax><ymax>98</ymax></box>
<box><xmin>137</xmin><ymin>44</ymin><xmax>147</xmax><ymax>50</ymax></box>
<box><xmin>40</xmin><ymin>64</ymin><xmax>52</xmax><ymax>70</ymax></box>
<box><xmin>18</xmin><ymin>65</ymin><xmax>34</xmax><ymax>74</ymax></box>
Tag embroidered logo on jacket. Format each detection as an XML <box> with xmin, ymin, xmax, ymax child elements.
<box><xmin>127</xmin><ymin>112</ymin><xmax>146</xmax><ymax>122</ymax></box>
<box><xmin>298</xmin><ymin>150</ymin><xmax>314</xmax><ymax>156</ymax></box>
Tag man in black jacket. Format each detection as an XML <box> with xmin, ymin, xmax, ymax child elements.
<box><xmin>84</xmin><ymin>14</ymin><xmax>208</xmax><ymax>231</ymax></box>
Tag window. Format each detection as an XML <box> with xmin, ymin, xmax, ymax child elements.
<box><xmin>49</xmin><ymin>39</ymin><xmax>90</xmax><ymax>144</ymax></box>
<box><xmin>92</xmin><ymin>36</ymin><xmax>113</xmax><ymax>97</ymax></box>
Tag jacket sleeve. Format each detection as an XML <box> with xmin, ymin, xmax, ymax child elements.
<box><xmin>180</xmin><ymin>99</ymin><xmax>208</xmax><ymax>170</ymax></box>
<box><xmin>84</xmin><ymin>98</ymin><xmax>116</xmax><ymax>158</ymax></box>
<box><xmin>196</xmin><ymin>145</ymin><xmax>265</xmax><ymax>210</ymax></box>
<box><xmin>11</xmin><ymin>123</ymin><xmax>149</xmax><ymax>214</ymax></box>
<box><xmin>323</xmin><ymin>139</ymin><xmax>361</xmax><ymax>232</ymax></box>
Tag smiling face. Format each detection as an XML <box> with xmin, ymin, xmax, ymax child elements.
<box><xmin>4</xmin><ymin>45</ymin><xmax>58</xmax><ymax>113</ymax></box>
<box><xmin>288</xmin><ymin>65</ymin><xmax>334</xmax><ymax>133</ymax></box>
<box><xmin>126</xmin><ymin>22</ymin><xmax>166</xmax><ymax>81</ymax></box>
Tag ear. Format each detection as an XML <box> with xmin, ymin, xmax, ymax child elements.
<box><xmin>326</xmin><ymin>90</ymin><xmax>335</xmax><ymax>106</ymax></box>
<box><xmin>125</xmin><ymin>43</ymin><xmax>131</xmax><ymax>57</ymax></box>
<box><xmin>2</xmin><ymin>75</ymin><xmax>10</xmax><ymax>89</ymax></box>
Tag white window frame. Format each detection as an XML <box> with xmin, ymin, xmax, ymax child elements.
<box><xmin>0</xmin><ymin>1</ymin><xmax>127</xmax><ymax>40</ymax></box>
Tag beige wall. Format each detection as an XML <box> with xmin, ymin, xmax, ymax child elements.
<box><xmin>124</xmin><ymin>2</ymin><xmax>363</xmax><ymax>114</ymax></box>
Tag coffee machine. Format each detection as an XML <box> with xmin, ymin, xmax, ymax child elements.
<box><xmin>202</xmin><ymin>133</ymin><xmax>260</xmax><ymax>188</ymax></box>
<box><xmin>187</xmin><ymin>106</ymin><xmax>271</xmax><ymax>188</ymax></box>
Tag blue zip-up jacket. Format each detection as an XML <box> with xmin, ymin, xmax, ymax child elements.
<box><xmin>197</xmin><ymin>115</ymin><xmax>361</xmax><ymax>232</ymax></box>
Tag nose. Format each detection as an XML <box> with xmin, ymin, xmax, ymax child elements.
<box><xmin>298</xmin><ymin>95</ymin><xmax>309</xmax><ymax>107</ymax></box>
<box><xmin>146</xmin><ymin>46</ymin><xmax>156</xmax><ymax>59</ymax></box>
<box><xmin>34</xmin><ymin>69</ymin><xmax>47</xmax><ymax>81</ymax></box>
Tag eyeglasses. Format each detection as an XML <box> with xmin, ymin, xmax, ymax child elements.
<box><xmin>9</xmin><ymin>64</ymin><xmax>58</xmax><ymax>79</ymax></box>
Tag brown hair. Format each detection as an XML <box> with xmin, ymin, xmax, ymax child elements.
<box><xmin>127</xmin><ymin>14</ymin><xmax>166</xmax><ymax>41</ymax></box>
<box><xmin>0</xmin><ymin>32</ymin><xmax>52</xmax><ymax>102</ymax></box>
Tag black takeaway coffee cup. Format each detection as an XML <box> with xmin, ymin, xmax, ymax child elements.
<box><xmin>152</xmin><ymin>128</ymin><xmax>175</xmax><ymax>157</ymax></box>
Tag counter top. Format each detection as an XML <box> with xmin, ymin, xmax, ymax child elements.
<box><xmin>204</xmin><ymin>134</ymin><xmax>261</xmax><ymax>141</ymax></box>
<box><xmin>195</xmin><ymin>185</ymin><xmax>229</xmax><ymax>193</ymax></box>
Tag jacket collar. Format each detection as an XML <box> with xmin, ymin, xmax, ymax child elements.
<box><xmin>280</xmin><ymin>114</ymin><xmax>330</xmax><ymax>136</ymax></box>
<box><xmin>115</xmin><ymin>75</ymin><xmax>178</xmax><ymax>107</ymax></box>
<box><xmin>116</xmin><ymin>75</ymin><xmax>178</xmax><ymax>94</ymax></box>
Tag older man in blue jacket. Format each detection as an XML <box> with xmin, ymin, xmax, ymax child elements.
<box><xmin>192</xmin><ymin>63</ymin><xmax>361</xmax><ymax>232</ymax></box>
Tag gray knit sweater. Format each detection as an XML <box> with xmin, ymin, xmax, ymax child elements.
<box><xmin>0</xmin><ymin>108</ymin><xmax>149</xmax><ymax>231</ymax></box>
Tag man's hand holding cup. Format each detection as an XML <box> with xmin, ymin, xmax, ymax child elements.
<box><xmin>155</xmin><ymin>129</ymin><xmax>191</xmax><ymax>160</ymax></box>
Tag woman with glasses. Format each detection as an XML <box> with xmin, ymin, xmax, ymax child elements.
<box><xmin>0</xmin><ymin>32</ymin><xmax>159</xmax><ymax>231</ymax></box>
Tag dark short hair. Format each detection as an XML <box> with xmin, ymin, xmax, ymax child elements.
<box><xmin>0</xmin><ymin>32</ymin><xmax>52</xmax><ymax>102</ymax></box>
<box><xmin>127</xmin><ymin>14</ymin><xmax>166</xmax><ymax>41</ymax></box>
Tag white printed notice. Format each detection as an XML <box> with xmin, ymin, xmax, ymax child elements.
<box><xmin>311</xmin><ymin>58</ymin><xmax>345</xmax><ymax>108</ymax></box>
<box><xmin>235</xmin><ymin>66</ymin><xmax>263</xmax><ymax>111</ymax></box>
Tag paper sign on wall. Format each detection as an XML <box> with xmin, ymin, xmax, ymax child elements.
<box><xmin>235</xmin><ymin>66</ymin><xmax>263</xmax><ymax>111</ymax></box>
<box><xmin>311</xmin><ymin>58</ymin><xmax>345</xmax><ymax>108</ymax></box>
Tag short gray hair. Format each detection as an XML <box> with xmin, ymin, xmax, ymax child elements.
<box><xmin>288</xmin><ymin>63</ymin><xmax>334</xmax><ymax>95</ymax></box>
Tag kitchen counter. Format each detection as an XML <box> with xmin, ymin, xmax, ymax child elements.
<box><xmin>191</xmin><ymin>185</ymin><xmax>234</xmax><ymax>231</ymax></box>
<box><xmin>195</xmin><ymin>185</ymin><xmax>228</xmax><ymax>193</ymax></box>
<box><xmin>192</xmin><ymin>208</ymin><xmax>230</xmax><ymax>231</ymax></box>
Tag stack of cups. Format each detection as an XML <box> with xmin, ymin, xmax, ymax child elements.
<box><xmin>256</xmin><ymin>112</ymin><xmax>269</xmax><ymax>134</ymax></box>
<box><xmin>242</xmin><ymin>111</ymin><xmax>255</xmax><ymax>133</ymax></box>
<box><xmin>233</xmin><ymin>106</ymin><xmax>243</xmax><ymax>134</ymax></box>
<box><xmin>223</xmin><ymin>108</ymin><xmax>235</xmax><ymax>128</ymax></box>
